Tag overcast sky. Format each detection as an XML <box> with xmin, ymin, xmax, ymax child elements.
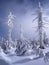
<box><xmin>0</xmin><ymin>0</ymin><xmax>49</xmax><ymax>40</ymax></box>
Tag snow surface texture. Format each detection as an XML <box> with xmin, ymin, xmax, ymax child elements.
<box><xmin>0</xmin><ymin>47</ymin><xmax>49</xmax><ymax>65</ymax></box>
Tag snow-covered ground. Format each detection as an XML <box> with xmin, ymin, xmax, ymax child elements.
<box><xmin>0</xmin><ymin>47</ymin><xmax>49</xmax><ymax>65</ymax></box>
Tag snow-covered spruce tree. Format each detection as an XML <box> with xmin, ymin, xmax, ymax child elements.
<box><xmin>43</xmin><ymin>32</ymin><xmax>49</xmax><ymax>47</ymax></box>
<box><xmin>15</xmin><ymin>40</ymin><xmax>27</xmax><ymax>56</ymax></box>
<box><xmin>1</xmin><ymin>43</ymin><xmax>6</xmax><ymax>51</ymax></box>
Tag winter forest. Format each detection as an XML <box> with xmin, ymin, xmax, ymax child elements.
<box><xmin>0</xmin><ymin>0</ymin><xmax>49</xmax><ymax>65</ymax></box>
